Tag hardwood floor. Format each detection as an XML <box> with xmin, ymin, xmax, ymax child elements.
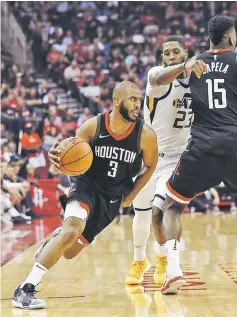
<box><xmin>1</xmin><ymin>212</ymin><xmax>237</xmax><ymax>317</ymax></box>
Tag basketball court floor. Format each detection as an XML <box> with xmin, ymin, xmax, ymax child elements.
<box><xmin>1</xmin><ymin>212</ymin><xmax>237</xmax><ymax>317</ymax></box>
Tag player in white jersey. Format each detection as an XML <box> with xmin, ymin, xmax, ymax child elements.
<box><xmin>125</xmin><ymin>36</ymin><xmax>206</xmax><ymax>286</ymax></box>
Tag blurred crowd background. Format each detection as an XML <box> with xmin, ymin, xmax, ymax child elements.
<box><xmin>1</xmin><ymin>1</ymin><xmax>237</xmax><ymax>230</ymax></box>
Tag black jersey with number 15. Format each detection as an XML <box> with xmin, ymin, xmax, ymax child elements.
<box><xmin>189</xmin><ymin>50</ymin><xmax>237</xmax><ymax>154</ymax></box>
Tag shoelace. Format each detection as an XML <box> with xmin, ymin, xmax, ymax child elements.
<box><xmin>24</xmin><ymin>286</ymin><xmax>40</xmax><ymax>298</ymax></box>
<box><xmin>156</xmin><ymin>257</ymin><xmax>167</xmax><ymax>273</ymax></box>
<box><xmin>130</xmin><ymin>262</ymin><xmax>145</xmax><ymax>278</ymax></box>
<box><xmin>27</xmin><ymin>290</ymin><xmax>40</xmax><ymax>299</ymax></box>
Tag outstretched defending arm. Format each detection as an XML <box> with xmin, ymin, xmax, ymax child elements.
<box><xmin>149</xmin><ymin>58</ymin><xmax>207</xmax><ymax>86</ymax></box>
<box><xmin>121</xmin><ymin>124</ymin><xmax>158</xmax><ymax>208</ymax></box>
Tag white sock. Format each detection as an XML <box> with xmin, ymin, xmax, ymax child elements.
<box><xmin>165</xmin><ymin>239</ymin><xmax>182</xmax><ymax>277</ymax></box>
<box><xmin>133</xmin><ymin>210</ymin><xmax>152</xmax><ymax>261</ymax></box>
<box><xmin>21</xmin><ymin>262</ymin><xmax>48</xmax><ymax>288</ymax></box>
<box><xmin>134</xmin><ymin>245</ymin><xmax>146</xmax><ymax>261</ymax></box>
<box><xmin>157</xmin><ymin>243</ymin><xmax>166</xmax><ymax>257</ymax></box>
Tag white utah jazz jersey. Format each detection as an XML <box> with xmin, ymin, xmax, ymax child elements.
<box><xmin>144</xmin><ymin>66</ymin><xmax>193</xmax><ymax>156</ymax></box>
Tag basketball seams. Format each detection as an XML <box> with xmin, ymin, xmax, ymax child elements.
<box><xmin>60</xmin><ymin>140</ymin><xmax>85</xmax><ymax>161</ymax></box>
<box><xmin>60</xmin><ymin>165</ymin><xmax>89</xmax><ymax>173</ymax></box>
<box><xmin>58</xmin><ymin>137</ymin><xmax>93</xmax><ymax>176</ymax></box>
<box><xmin>62</xmin><ymin>150</ymin><xmax>92</xmax><ymax>166</ymax></box>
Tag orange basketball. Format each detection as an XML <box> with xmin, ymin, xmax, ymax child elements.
<box><xmin>57</xmin><ymin>137</ymin><xmax>93</xmax><ymax>176</ymax></box>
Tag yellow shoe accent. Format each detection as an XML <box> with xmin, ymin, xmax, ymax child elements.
<box><xmin>125</xmin><ymin>258</ymin><xmax>151</xmax><ymax>285</ymax></box>
<box><xmin>154</xmin><ymin>255</ymin><xmax>168</xmax><ymax>285</ymax></box>
<box><xmin>125</xmin><ymin>285</ymin><xmax>145</xmax><ymax>295</ymax></box>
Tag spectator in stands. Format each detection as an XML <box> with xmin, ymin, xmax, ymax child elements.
<box><xmin>0</xmin><ymin>123</ymin><xmax>14</xmax><ymax>145</ymax></box>
<box><xmin>1</xmin><ymin>106</ymin><xmax>25</xmax><ymax>140</ymax></box>
<box><xmin>44</xmin><ymin>105</ymin><xmax>62</xmax><ymax>129</ymax></box>
<box><xmin>31</xmin><ymin>25</ymin><xmax>45</xmax><ymax>73</ymax></box>
<box><xmin>8</xmin><ymin>89</ymin><xmax>21</xmax><ymax>109</ymax></box>
<box><xmin>77</xmin><ymin>107</ymin><xmax>93</xmax><ymax>128</ymax></box>
<box><xmin>62</xmin><ymin>108</ymin><xmax>77</xmax><ymax>133</ymax></box>
<box><xmin>43</xmin><ymin>126</ymin><xmax>60</xmax><ymax>152</ymax></box>
<box><xmin>2</xmin><ymin>157</ymin><xmax>32</xmax><ymax>224</ymax></box>
<box><xmin>37</xmin><ymin>80</ymin><xmax>48</xmax><ymax>99</ymax></box>
<box><xmin>10</xmin><ymin>155</ymin><xmax>35</xmax><ymax>216</ymax></box>
<box><xmin>1</xmin><ymin>156</ymin><xmax>13</xmax><ymax>230</ymax></box>
<box><xmin>62</xmin><ymin>30</ymin><xmax>73</xmax><ymax>48</ymax></box>
<box><xmin>8</xmin><ymin>64</ymin><xmax>20</xmax><ymax>87</ymax></box>
<box><xmin>25</xmin><ymin>87</ymin><xmax>43</xmax><ymax>106</ymax></box>
<box><xmin>20</xmin><ymin>122</ymin><xmax>50</xmax><ymax>172</ymax></box>
<box><xmin>26</xmin><ymin>147</ymin><xmax>50</xmax><ymax>171</ymax></box>
<box><xmin>64</xmin><ymin>60</ymin><xmax>81</xmax><ymax>81</ymax></box>
<box><xmin>21</xmin><ymin>123</ymin><xmax>42</xmax><ymax>151</ymax></box>
<box><xmin>22</xmin><ymin>71</ymin><xmax>36</xmax><ymax>88</ymax></box>
<box><xmin>43</xmin><ymin>89</ymin><xmax>58</xmax><ymax>105</ymax></box>
<box><xmin>82</xmin><ymin>62</ymin><xmax>96</xmax><ymax>79</ymax></box>
<box><xmin>5</xmin><ymin>156</ymin><xmax>28</xmax><ymax>190</ymax></box>
<box><xmin>1</xmin><ymin>82</ymin><xmax>9</xmax><ymax>98</ymax></box>
<box><xmin>26</xmin><ymin>163</ymin><xmax>40</xmax><ymax>183</ymax></box>
<box><xmin>2</xmin><ymin>144</ymin><xmax>11</xmax><ymax>162</ymax></box>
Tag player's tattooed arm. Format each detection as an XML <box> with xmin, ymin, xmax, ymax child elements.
<box><xmin>121</xmin><ymin>124</ymin><xmax>158</xmax><ymax>208</ymax></box>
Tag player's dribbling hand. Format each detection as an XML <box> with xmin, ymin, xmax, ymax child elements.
<box><xmin>184</xmin><ymin>57</ymin><xmax>207</xmax><ymax>78</ymax></box>
<box><xmin>120</xmin><ymin>196</ymin><xmax>133</xmax><ymax>208</ymax></box>
<box><xmin>48</xmin><ymin>142</ymin><xmax>61</xmax><ymax>170</ymax></box>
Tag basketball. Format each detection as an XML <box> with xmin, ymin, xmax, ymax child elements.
<box><xmin>57</xmin><ymin>137</ymin><xmax>93</xmax><ymax>176</ymax></box>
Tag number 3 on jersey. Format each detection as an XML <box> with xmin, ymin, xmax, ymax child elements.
<box><xmin>108</xmin><ymin>160</ymin><xmax>118</xmax><ymax>177</ymax></box>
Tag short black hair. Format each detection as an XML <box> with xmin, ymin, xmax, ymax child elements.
<box><xmin>163</xmin><ymin>36</ymin><xmax>186</xmax><ymax>49</ymax></box>
<box><xmin>208</xmin><ymin>15</ymin><xmax>235</xmax><ymax>45</ymax></box>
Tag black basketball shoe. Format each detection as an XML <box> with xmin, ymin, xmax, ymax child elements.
<box><xmin>12</xmin><ymin>283</ymin><xmax>46</xmax><ymax>309</ymax></box>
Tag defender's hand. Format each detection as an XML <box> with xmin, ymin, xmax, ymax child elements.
<box><xmin>185</xmin><ymin>58</ymin><xmax>207</xmax><ymax>78</ymax></box>
<box><xmin>120</xmin><ymin>196</ymin><xmax>133</xmax><ymax>208</ymax></box>
<box><xmin>48</xmin><ymin>142</ymin><xmax>61</xmax><ymax>170</ymax></box>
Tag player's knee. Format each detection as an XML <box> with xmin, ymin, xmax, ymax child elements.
<box><xmin>163</xmin><ymin>196</ymin><xmax>184</xmax><ymax>215</ymax></box>
<box><xmin>133</xmin><ymin>209</ymin><xmax>152</xmax><ymax>229</ymax></box>
<box><xmin>152</xmin><ymin>206</ymin><xmax>163</xmax><ymax>226</ymax></box>
<box><xmin>59</xmin><ymin>227</ymin><xmax>80</xmax><ymax>247</ymax></box>
<box><xmin>61</xmin><ymin>216</ymin><xmax>86</xmax><ymax>247</ymax></box>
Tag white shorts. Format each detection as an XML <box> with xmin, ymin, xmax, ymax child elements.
<box><xmin>133</xmin><ymin>155</ymin><xmax>181</xmax><ymax>211</ymax></box>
